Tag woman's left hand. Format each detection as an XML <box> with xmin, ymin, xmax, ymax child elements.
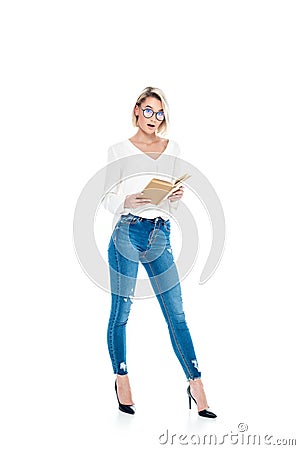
<box><xmin>168</xmin><ymin>186</ymin><xmax>184</xmax><ymax>202</ymax></box>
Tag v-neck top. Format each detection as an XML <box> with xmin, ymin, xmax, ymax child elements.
<box><xmin>127</xmin><ymin>138</ymin><xmax>170</xmax><ymax>160</ymax></box>
<box><xmin>103</xmin><ymin>139</ymin><xmax>181</xmax><ymax>220</ymax></box>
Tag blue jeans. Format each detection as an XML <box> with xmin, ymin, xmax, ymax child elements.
<box><xmin>107</xmin><ymin>213</ymin><xmax>201</xmax><ymax>380</ymax></box>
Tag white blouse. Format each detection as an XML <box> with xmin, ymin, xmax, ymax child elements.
<box><xmin>103</xmin><ymin>139</ymin><xmax>182</xmax><ymax>220</ymax></box>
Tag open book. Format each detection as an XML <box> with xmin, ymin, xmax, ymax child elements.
<box><xmin>138</xmin><ymin>173</ymin><xmax>191</xmax><ymax>205</ymax></box>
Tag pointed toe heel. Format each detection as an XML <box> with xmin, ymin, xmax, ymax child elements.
<box><xmin>115</xmin><ymin>381</ymin><xmax>135</xmax><ymax>415</ymax></box>
<box><xmin>198</xmin><ymin>409</ymin><xmax>217</xmax><ymax>418</ymax></box>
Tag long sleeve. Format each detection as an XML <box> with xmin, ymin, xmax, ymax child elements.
<box><xmin>102</xmin><ymin>146</ymin><xmax>130</xmax><ymax>216</ymax></box>
<box><xmin>166</xmin><ymin>147</ymin><xmax>182</xmax><ymax>213</ymax></box>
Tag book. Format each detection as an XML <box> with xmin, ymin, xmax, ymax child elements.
<box><xmin>138</xmin><ymin>173</ymin><xmax>191</xmax><ymax>205</ymax></box>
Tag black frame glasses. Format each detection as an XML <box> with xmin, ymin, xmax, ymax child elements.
<box><xmin>140</xmin><ymin>106</ymin><xmax>165</xmax><ymax>121</ymax></box>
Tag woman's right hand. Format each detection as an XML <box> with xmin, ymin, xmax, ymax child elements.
<box><xmin>124</xmin><ymin>192</ymin><xmax>152</xmax><ymax>209</ymax></box>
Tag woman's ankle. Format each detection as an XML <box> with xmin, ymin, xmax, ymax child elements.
<box><xmin>116</xmin><ymin>374</ymin><xmax>133</xmax><ymax>404</ymax></box>
<box><xmin>189</xmin><ymin>378</ymin><xmax>208</xmax><ymax>411</ymax></box>
<box><xmin>116</xmin><ymin>374</ymin><xmax>130</xmax><ymax>384</ymax></box>
<box><xmin>189</xmin><ymin>377</ymin><xmax>203</xmax><ymax>387</ymax></box>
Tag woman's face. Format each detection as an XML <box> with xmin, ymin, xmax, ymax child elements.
<box><xmin>134</xmin><ymin>96</ymin><xmax>164</xmax><ymax>135</ymax></box>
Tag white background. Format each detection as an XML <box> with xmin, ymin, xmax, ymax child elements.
<box><xmin>1</xmin><ymin>1</ymin><xmax>299</xmax><ymax>449</ymax></box>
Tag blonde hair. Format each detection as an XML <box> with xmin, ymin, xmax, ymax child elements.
<box><xmin>132</xmin><ymin>86</ymin><xmax>170</xmax><ymax>136</ymax></box>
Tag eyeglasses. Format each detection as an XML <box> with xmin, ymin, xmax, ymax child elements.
<box><xmin>140</xmin><ymin>106</ymin><xmax>165</xmax><ymax>121</ymax></box>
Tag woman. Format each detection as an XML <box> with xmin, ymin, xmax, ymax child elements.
<box><xmin>103</xmin><ymin>87</ymin><xmax>216</xmax><ymax>418</ymax></box>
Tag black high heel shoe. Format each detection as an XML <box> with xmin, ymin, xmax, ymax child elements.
<box><xmin>115</xmin><ymin>381</ymin><xmax>135</xmax><ymax>415</ymax></box>
<box><xmin>187</xmin><ymin>385</ymin><xmax>217</xmax><ymax>418</ymax></box>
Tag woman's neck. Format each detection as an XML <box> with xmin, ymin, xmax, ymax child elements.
<box><xmin>130</xmin><ymin>129</ymin><xmax>161</xmax><ymax>145</ymax></box>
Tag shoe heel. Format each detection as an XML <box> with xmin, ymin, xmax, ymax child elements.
<box><xmin>187</xmin><ymin>386</ymin><xmax>193</xmax><ymax>410</ymax></box>
<box><xmin>187</xmin><ymin>384</ymin><xmax>217</xmax><ymax>418</ymax></box>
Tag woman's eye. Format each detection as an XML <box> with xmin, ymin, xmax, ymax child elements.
<box><xmin>145</xmin><ymin>109</ymin><xmax>153</xmax><ymax>114</ymax></box>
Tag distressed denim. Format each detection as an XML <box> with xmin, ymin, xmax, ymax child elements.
<box><xmin>107</xmin><ymin>213</ymin><xmax>202</xmax><ymax>380</ymax></box>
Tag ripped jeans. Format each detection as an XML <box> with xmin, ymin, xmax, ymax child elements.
<box><xmin>107</xmin><ymin>213</ymin><xmax>202</xmax><ymax>380</ymax></box>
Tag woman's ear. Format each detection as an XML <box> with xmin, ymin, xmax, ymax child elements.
<box><xmin>134</xmin><ymin>104</ymin><xmax>139</xmax><ymax>118</ymax></box>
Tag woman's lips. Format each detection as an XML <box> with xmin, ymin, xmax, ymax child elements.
<box><xmin>147</xmin><ymin>123</ymin><xmax>155</xmax><ymax>128</ymax></box>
